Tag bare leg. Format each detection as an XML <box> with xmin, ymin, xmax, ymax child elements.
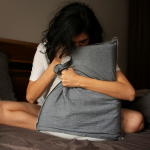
<box><xmin>0</xmin><ymin>101</ymin><xmax>41</xmax><ymax>130</ymax></box>
<box><xmin>122</xmin><ymin>108</ymin><xmax>144</xmax><ymax>133</ymax></box>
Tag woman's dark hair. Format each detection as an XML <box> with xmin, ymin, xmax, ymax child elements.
<box><xmin>42</xmin><ymin>2</ymin><xmax>103</xmax><ymax>62</ymax></box>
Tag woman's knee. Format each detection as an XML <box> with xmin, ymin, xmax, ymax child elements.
<box><xmin>134</xmin><ymin>112</ymin><xmax>144</xmax><ymax>132</ymax></box>
<box><xmin>123</xmin><ymin>111</ymin><xmax>144</xmax><ymax>133</ymax></box>
<box><xmin>0</xmin><ymin>102</ymin><xmax>9</xmax><ymax>123</ymax></box>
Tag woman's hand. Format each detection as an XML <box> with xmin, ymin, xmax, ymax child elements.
<box><xmin>61</xmin><ymin>68</ymin><xmax>81</xmax><ymax>87</ymax></box>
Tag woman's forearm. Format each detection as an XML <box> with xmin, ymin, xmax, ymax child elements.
<box><xmin>77</xmin><ymin>71</ymin><xmax>135</xmax><ymax>101</ymax></box>
<box><xmin>61</xmin><ymin>69</ymin><xmax>135</xmax><ymax>101</ymax></box>
<box><xmin>26</xmin><ymin>61</ymin><xmax>57</xmax><ymax>103</ymax></box>
<box><xmin>78</xmin><ymin>77</ymin><xmax>134</xmax><ymax>100</ymax></box>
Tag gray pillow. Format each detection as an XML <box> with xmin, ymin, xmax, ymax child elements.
<box><xmin>36</xmin><ymin>37</ymin><xmax>123</xmax><ymax>141</ymax></box>
<box><xmin>0</xmin><ymin>52</ymin><xmax>17</xmax><ymax>101</ymax></box>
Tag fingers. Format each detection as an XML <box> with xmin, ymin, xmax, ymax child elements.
<box><xmin>61</xmin><ymin>68</ymin><xmax>72</xmax><ymax>74</ymax></box>
<box><xmin>60</xmin><ymin>70</ymin><xmax>66</xmax><ymax>80</ymax></box>
<box><xmin>61</xmin><ymin>69</ymin><xmax>69</xmax><ymax>86</ymax></box>
<box><xmin>67</xmin><ymin>67</ymin><xmax>73</xmax><ymax>70</ymax></box>
<box><xmin>61</xmin><ymin>70</ymin><xmax>67</xmax><ymax>75</ymax></box>
<box><xmin>61</xmin><ymin>74</ymin><xmax>67</xmax><ymax>87</ymax></box>
<box><xmin>60</xmin><ymin>67</ymin><xmax>79</xmax><ymax>87</ymax></box>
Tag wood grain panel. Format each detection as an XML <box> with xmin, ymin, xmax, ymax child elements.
<box><xmin>0</xmin><ymin>38</ymin><xmax>38</xmax><ymax>63</ymax></box>
<box><xmin>0</xmin><ymin>38</ymin><xmax>38</xmax><ymax>102</ymax></box>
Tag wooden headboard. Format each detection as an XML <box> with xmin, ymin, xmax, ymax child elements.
<box><xmin>0</xmin><ymin>38</ymin><xmax>38</xmax><ymax>102</ymax></box>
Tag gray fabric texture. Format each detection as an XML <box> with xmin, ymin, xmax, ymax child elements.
<box><xmin>36</xmin><ymin>37</ymin><xmax>122</xmax><ymax>141</ymax></box>
<box><xmin>0</xmin><ymin>52</ymin><xmax>17</xmax><ymax>101</ymax></box>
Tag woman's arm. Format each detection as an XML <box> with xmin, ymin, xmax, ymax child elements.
<box><xmin>61</xmin><ymin>68</ymin><xmax>135</xmax><ymax>101</ymax></box>
<box><xmin>26</xmin><ymin>56</ymin><xmax>61</xmax><ymax>104</ymax></box>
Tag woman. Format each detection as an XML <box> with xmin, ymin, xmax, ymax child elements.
<box><xmin>0</xmin><ymin>2</ymin><xmax>144</xmax><ymax>136</ymax></box>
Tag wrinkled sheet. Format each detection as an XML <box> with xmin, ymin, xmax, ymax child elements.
<box><xmin>0</xmin><ymin>125</ymin><xmax>150</xmax><ymax>150</ymax></box>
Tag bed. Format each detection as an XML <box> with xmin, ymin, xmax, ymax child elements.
<box><xmin>0</xmin><ymin>38</ymin><xmax>150</xmax><ymax>150</ymax></box>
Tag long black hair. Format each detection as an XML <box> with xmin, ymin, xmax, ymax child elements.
<box><xmin>42</xmin><ymin>2</ymin><xmax>104</xmax><ymax>62</ymax></box>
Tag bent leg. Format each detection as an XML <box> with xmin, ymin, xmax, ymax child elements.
<box><xmin>122</xmin><ymin>108</ymin><xmax>144</xmax><ymax>133</ymax></box>
<box><xmin>0</xmin><ymin>101</ymin><xmax>41</xmax><ymax>130</ymax></box>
